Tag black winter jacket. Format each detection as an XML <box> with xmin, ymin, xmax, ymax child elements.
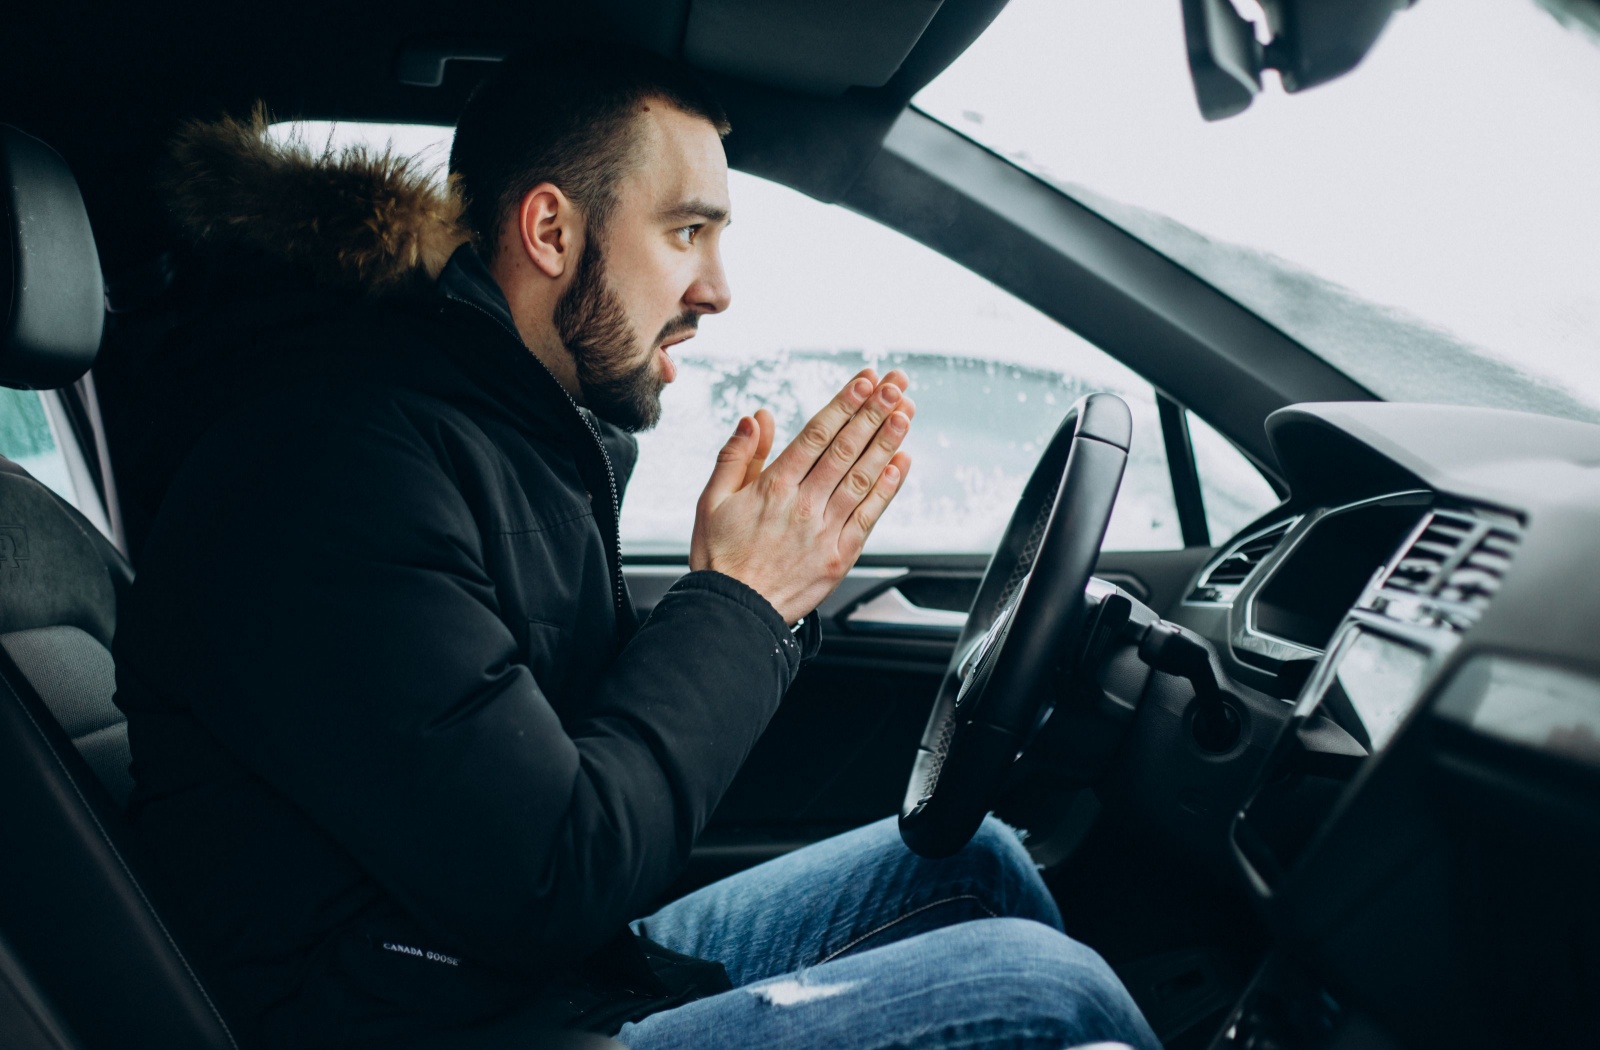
<box><xmin>113</xmin><ymin>233</ymin><xmax>813</xmax><ymax>1045</ymax></box>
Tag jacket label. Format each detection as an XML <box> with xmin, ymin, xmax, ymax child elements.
<box><xmin>379</xmin><ymin>941</ymin><xmax>461</xmax><ymax>967</ymax></box>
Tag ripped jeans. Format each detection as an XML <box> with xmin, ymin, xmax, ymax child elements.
<box><xmin>617</xmin><ymin>817</ymin><xmax>1161</xmax><ymax>1050</ymax></box>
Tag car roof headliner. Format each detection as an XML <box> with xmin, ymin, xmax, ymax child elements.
<box><xmin>3</xmin><ymin>0</ymin><xmax>1007</xmax><ymax>270</ymax></box>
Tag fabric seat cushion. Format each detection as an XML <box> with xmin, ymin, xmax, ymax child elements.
<box><xmin>1</xmin><ymin>625</ymin><xmax>128</xmax><ymax>806</ymax></box>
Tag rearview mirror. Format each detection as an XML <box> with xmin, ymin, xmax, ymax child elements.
<box><xmin>1182</xmin><ymin>0</ymin><xmax>1415</xmax><ymax>121</ymax></box>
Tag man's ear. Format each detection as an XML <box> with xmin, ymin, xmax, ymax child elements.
<box><xmin>514</xmin><ymin>183</ymin><xmax>578</xmax><ymax>280</ymax></box>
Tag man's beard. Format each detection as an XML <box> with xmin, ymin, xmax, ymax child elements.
<box><xmin>553</xmin><ymin>232</ymin><xmax>696</xmax><ymax>433</ymax></box>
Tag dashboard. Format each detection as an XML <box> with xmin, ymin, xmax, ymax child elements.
<box><xmin>1161</xmin><ymin>402</ymin><xmax>1600</xmax><ymax>1050</ymax></box>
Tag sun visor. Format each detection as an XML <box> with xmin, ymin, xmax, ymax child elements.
<box><xmin>1</xmin><ymin>126</ymin><xmax>103</xmax><ymax>390</ymax></box>
<box><xmin>685</xmin><ymin>0</ymin><xmax>944</xmax><ymax>95</ymax></box>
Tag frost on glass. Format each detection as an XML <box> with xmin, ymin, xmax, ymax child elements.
<box><xmin>622</xmin><ymin>171</ymin><xmax>1181</xmax><ymax>556</ymax></box>
<box><xmin>626</xmin><ymin>349</ymin><xmax>1177</xmax><ymax>555</ymax></box>
<box><xmin>1082</xmin><ymin>189</ymin><xmax>1600</xmax><ymax>425</ymax></box>
<box><xmin>1187</xmin><ymin>410</ymin><xmax>1281</xmax><ymax>544</ymax></box>
<box><xmin>915</xmin><ymin>0</ymin><xmax>1600</xmax><ymax>423</ymax></box>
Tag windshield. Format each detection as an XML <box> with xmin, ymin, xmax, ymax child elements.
<box><xmin>916</xmin><ymin>0</ymin><xmax>1600</xmax><ymax>424</ymax></box>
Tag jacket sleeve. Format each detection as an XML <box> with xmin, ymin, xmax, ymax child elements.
<box><xmin>132</xmin><ymin>386</ymin><xmax>801</xmax><ymax>978</ymax></box>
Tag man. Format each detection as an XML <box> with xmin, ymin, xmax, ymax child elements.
<box><xmin>114</xmin><ymin>41</ymin><xmax>1158</xmax><ymax>1050</ymax></box>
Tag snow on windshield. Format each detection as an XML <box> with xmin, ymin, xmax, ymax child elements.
<box><xmin>916</xmin><ymin>0</ymin><xmax>1600</xmax><ymax>423</ymax></box>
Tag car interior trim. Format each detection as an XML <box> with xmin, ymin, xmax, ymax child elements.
<box><xmin>840</xmin><ymin>586</ymin><xmax>969</xmax><ymax>637</ymax></box>
<box><xmin>1184</xmin><ymin>515</ymin><xmax>1304</xmax><ymax>607</ymax></box>
<box><xmin>1236</xmin><ymin>491</ymin><xmax>1432</xmax><ymax>660</ymax></box>
<box><xmin>1157</xmin><ymin>393</ymin><xmax>1210</xmax><ymax>548</ymax></box>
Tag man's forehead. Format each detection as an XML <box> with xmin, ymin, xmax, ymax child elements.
<box><xmin>627</xmin><ymin>101</ymin><xmax>731</xmax><ymax>219</ymax></box>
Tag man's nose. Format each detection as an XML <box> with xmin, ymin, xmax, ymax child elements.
<box><xmin>685</xmin><ymin>252</ymin><xmax>732</xmax><ymax>315</ymax></box>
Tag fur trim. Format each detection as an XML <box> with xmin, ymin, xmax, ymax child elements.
<box><xmin>165</xmin><ymin>105</ymin><xmax>471</xmax><ymax>294</ymax></box>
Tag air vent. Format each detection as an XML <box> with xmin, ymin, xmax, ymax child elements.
<box><xmin>1372</xmin><ymin>509</ymin><xmax>1521</xmax><ymax>629</ymax></box>
<box><xmin>1384</xmin><ymin>510</ymin><xmax>1476</xmax><ymax>595</ymax></box>
<box><xmin>1442</xmin><ymin>525</ymin><xmax>1520</xmax><ymax>607</ymax></box>
<box><xmin>1189</xmin><ymin>519</ymin><xmax>1296</xmax><ymax>602</ymax></box>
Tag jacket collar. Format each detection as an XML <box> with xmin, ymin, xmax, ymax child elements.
<box><xmin>437</xmin><ymin>243</ymin><xmax>519</xmax><ymax>336</ymax></box>
<box><xmin>431</xmin><ymin>245</ymin><xmax>639</xmax><ymax>491</ymax></box>
<box><xmin>430</xmin><ymin>245</ymin><xmax>591</xmax><ymax>443</ymax></box>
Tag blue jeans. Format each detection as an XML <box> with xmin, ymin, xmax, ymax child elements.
<box><xmin>618</xmin><ymin>817</ymin><xmax>1160</xmax><ymax>1050</ymax></box>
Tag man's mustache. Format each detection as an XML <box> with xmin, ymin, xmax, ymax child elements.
<box><xmin>655</xmin><ymin>314</ymin><xmax>700</xmax><ymax>347</ymax></box>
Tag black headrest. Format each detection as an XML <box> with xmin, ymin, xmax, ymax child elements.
<box><xmin>1</xmin><ymin>125</ymin><xmax>103</xmax><ymax>390</ymax></box>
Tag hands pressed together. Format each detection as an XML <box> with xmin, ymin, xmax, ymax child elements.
<box><xmin>690</xmin><ymin>369</ymin><xmax>915</xmax><ymax>625</ymax></box>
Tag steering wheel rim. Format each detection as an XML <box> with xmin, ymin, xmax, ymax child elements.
<box><xmin>899</xmin><ymin>392</ymin><xmax>1131</xmax><ymax>858</ymax></box>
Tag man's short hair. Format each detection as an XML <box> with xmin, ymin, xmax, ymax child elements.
<box><xmin>450</xmin><ymin>41</ymin><xmax>731</xmax><ymax>257</ymax></box>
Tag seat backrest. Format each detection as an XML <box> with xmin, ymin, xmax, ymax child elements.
<box><xmin>0</xmin><ymin>458</ymin><xmax>134</xmax><ymax>803</ymax></box>
<box><xmin>0</xmin><ymin>122</ymin><xmax>240</xmax><ymax>1050</ymax></box>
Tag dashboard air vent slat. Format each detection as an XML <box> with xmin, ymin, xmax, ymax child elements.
<box><xmin>1464</xmin><ymin>551</ymin><xmax>1512</xmax><ymax>574</ymax></box>
<box><xmin>1371</xmin><ymin>508</ymin><xmax>1522</xmax><ymax>630</ymax></box>
<box><xmin>1188</xmin><ymin>519</ymin><xmax>1297</xmax><ymax>602</ymax></box>
<box><xmin>1382</xmin><ymin>511</ymin><xmax>1477</xmax><ymax>595</ymax></box>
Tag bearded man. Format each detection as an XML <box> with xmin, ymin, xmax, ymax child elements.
<box><xmin>112</xmin><ymin>41</ymin><xmax>1158</xmax><ymax>1050</ymax></box>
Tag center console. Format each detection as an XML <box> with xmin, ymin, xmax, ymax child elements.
<box><xmin>1205</xmin><ymin>504</ymin><xmax>1524</xmax><ymax>1049</ymax></box>
<box><xmin>1230</xmin><ymin>504</ymin><xmax>1520</xmax><ymax>896</ymax></box>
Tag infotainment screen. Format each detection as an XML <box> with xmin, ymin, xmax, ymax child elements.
<box><xmin>1311</xmin><ymin>629</ymin><xmax>1433</xmax><ymax>752</ymax></box>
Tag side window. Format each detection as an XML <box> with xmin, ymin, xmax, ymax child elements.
<box><xmin>624</xmin><ymin>172</ymin><xmax>1181</xmax><ymax>556</ymax></box>
<box><xmin>1187</xmin><ymin>409</ymin><xmax>1282</xmax><ymax>543</ymax></box>
<box><xmin>0</xmin><ymin>387</ymin><xmax>113</xmax><ymax>537</ymax></box>
<box><xmin>261</xmin><ymin>123</ymin><xmax>1189</xmax><ymax>557</ymax></box>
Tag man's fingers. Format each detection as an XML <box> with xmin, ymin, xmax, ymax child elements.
<box><xmin>799</xmin><ymin>371</ymin><xmax>911</xmax><ymax>503</ymax></box>
<box><xmin>765</xmin><ymin>369</ymin><xmax>882</xmax><ymax>486</ymax></box>
<box><xmin>842</xmin><ymin>452</ymin><xmax>911</xmax><ymax>555</ymax></box>
<box><xmin>742</xmin><ymin>408</ymin><xmax>776</xmax><ymax>489</ymax></box>
<box><xmin>822</xmin><ymin>400</ymin><xmax>913</xmax><ymax>526</ymax></box>
<box><xmin>701</xmin><ymin>415</ymin><xmax>761</xmax><ymax>509</ymax></box>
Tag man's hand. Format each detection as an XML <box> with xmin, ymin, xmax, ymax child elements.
<box><xmin>690</xmin><ymin>369</ymin><xmax>915</xmax><ymax>625</ymax></box>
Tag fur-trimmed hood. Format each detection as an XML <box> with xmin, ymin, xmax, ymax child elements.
<box><xmin>164</xmin><ymin>107</ymin><xmax>471</xmax><ymax>295</ymax></box>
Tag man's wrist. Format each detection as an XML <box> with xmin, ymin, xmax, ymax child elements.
<box><xmin>666</xmin><ymin>570</ymin><xmax>803</xmax><ymax>665</ymax></box>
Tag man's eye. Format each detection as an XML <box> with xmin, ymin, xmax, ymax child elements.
<box><xmin>675</xmin><ymin>225</ymin><xmax>702</xmax><ymax>244</ymax></box>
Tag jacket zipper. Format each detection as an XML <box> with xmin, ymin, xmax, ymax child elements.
<box><xmin>444</xmin><ymin>297</ymin><xmax>629</xmax><ymax>621</ymax></box>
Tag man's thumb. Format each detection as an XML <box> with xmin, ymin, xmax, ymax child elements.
<box><xmin>703</xmin><ymin>416</ymin><xmax>757</xmax><ymax>505</ymax></box>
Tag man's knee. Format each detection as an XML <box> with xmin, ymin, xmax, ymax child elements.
<box><xmin>946</xmin><ymin>918</ymin><xmax>1156</xmax><ymax>1050</ymax></box>
<box><xmin>968</xmin><ymin>815</ymin><xmax>1037</xmax><ymax>874</ymax></box>
<box><xmin>962</xmin><ymin>817</ymin><xmax>1063</xmax><ymax>930</ymax></box>
<box><xmin>956</xmin><ymin>916</ymin><xmax>1115</xmax><ymax>987</ymax></box>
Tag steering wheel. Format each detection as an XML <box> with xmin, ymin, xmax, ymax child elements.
<box><xmin>899</xmin><ymin>392</ymin><xmax>1131</xmax><ymax>858</ymax></box>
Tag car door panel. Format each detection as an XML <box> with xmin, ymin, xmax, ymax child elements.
<box><xmin>627</xmin><ymin>546</ymin><xmax>1213</xmax><ymax>894</ymax></box>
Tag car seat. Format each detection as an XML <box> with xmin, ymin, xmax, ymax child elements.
<box><xmin>0</xmin><ymin>124</ymin><xmax>619</xmax><ymax>1050</ymax></box>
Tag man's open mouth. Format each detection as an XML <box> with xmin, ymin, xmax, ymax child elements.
<box><xmin>657</xmin><ymin>334</ymin><xmax>692</xmax><ymax>382</ymax></box>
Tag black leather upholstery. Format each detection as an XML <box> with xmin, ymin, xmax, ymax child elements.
<box><xmin>0</xmin><ymin>928</ymin><xmax>78</xmax><ymax>1050</ymax></box>
<box><xmin>1</xmin><ymin>125</ymin><xmax>104</xmax><ymax>390</ymax></box>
